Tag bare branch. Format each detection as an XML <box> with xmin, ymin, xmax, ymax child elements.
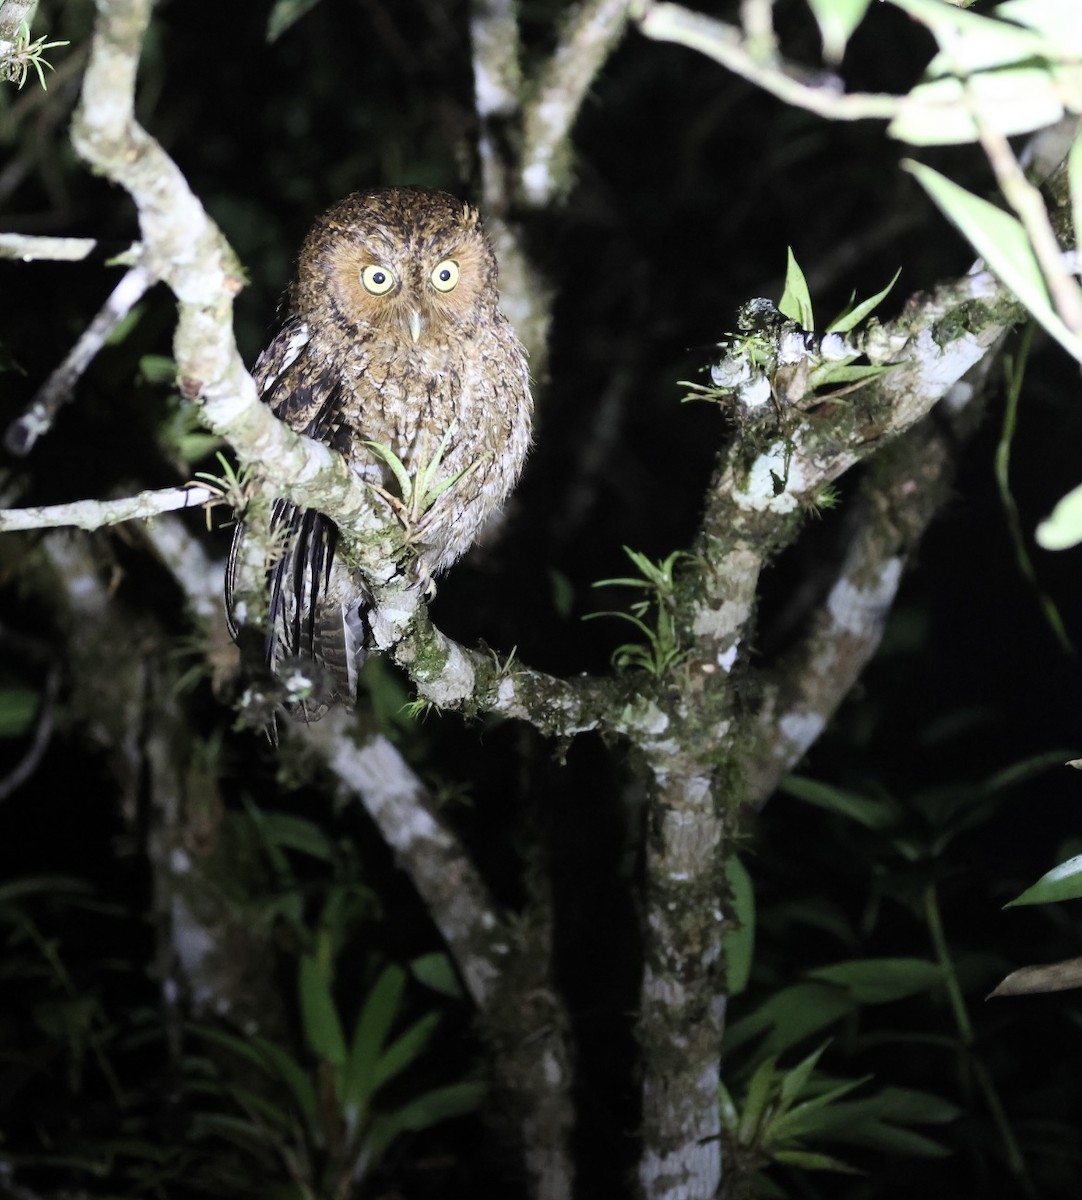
<box><xmin>519</xmin><ymin>0</ymin><xmax>632</xmax><ymax>206</ymax></box>
<box><xmin>5</xmin><ymin>263</ymin><xmax>152</xmax><ymax>455</ymax></box>
<box><xmin>634</xmin><ymin>2</ymin><xmax>900</xmax><ymax>122</ymax></box>
<box><xmin>0</xmin><ymin>484</ymin><xmax>217</xmax><ymax>533</ymax></box>
<box><xmin>0</xmin><ymin>233</ymin><xmax>141</xmax><ymax>263</ymax></box>
<box><xmin>0</xmin><ymin>659</ymin><xmax>60</xmax><ymax>803</ymax></box>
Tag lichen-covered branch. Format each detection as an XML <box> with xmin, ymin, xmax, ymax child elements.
<box><xmin>743</xmin><ymin>416</ymin><xmax>961</xmax><ymax>807</ymax></box>
<box><xmin>0</xmin><ymin>233</ymin><xmax>141</xmax><ymax>262</ymax></box>
<box><xmin>0</xmin><ymin>484</ymin><xmax>217</xmax><ymax>532</ymax></box>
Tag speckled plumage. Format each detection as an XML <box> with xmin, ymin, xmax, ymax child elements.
<box><xmin>226</xmin><ymin>187</ymin><xmax>532</xmax><ymax>717</ymax></box>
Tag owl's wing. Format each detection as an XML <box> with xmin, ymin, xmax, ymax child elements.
<box><xmin>227</xmin><ymin>318</ymin><xmax>365</xmax><ymax>716</ymax></box>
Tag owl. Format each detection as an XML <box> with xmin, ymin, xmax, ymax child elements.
<box><xmin>226</xmin><ymin>187</ymin><xmax>533</xmax><ymax>719</ymax></box>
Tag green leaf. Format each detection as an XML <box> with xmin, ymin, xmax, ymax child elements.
<box><xmin>892</xmin><ymin>67</ymin><xmax>1065</xmax><ymax>145</ymax></box>
<box><xmin>779</xmin><ymin>248</ymin><xmax>815</xmax><ymax>329</ymax></box>
<box><xmin>0</xmin><ymin>875</ymin><xmax>91</xmax><ymax>907</ymax></box>
<box><xmin>410</xmin><ymin>952</ymin><xmax>463</xmax><ymax>999</ymax></box>
<box><xmin>808</xmin><ymin>957</ymin><xmax>943</xmax><ymax>1004</ymax></box>
<box><xmin>362</xmin><ymin>1080</ymin><xmax>486</xmax><ymax>1170</ymax></box>
<box><xmin>998</xmin><ymin>0</ymin><xmax>1082</xmax><ymax>54</ymax></box>
<box><xmin>724</xmin><ymin>983</ymin><xmax>855</xmax><ymax>1059</ymax></box>
<box><xmin>256</xmin><ymin>811</ymin><xmax>338</xmax><ymax>860</ymax></box>
<box><xmin>724</xmin><ymin>855</ymin><xmax>755</xmax><ymax>996</ymax></box>
<box><xmin>888</xmin><ymin>0</ymin><xmax>1050</xmax><ymax>72</ymax></box>
<box><xmin>341</xmin><ymin>964</ymin><xmax>406</xmax><ymax>1111</ymax></box>
<box><xmin>267</xmin><ymin>0</ymin><xmax>325</xmax><ymax>42</ymax></box>
<box><xmin>779</xmin><ymin>774</ymin><xmax>902</xmax><ymax>832</ymax></box>
<box><xmin>1006</xmin><ymin>853</ymin><xmax>1082</xmax><ymax>906</ymax></box>
<box><xmin>806</xmin><ymin>0</ymin><xmax>873</xmax><ymax>62</ymax></box>
<box><xmin>299</xmin><ymin>953</ymin><xmax>347</xmax><ymax>1067</ymax></box>
<box><xmin>0</xmin><ymin>686</ymin><xmax>39</xmax><ymax>737</ymax></box>
<box><xmin>415</xmin><ymin>422</ymin><xmax>458</xmax><ymax>505</ymax></box>
<box><xmin>768</xmin><ymin>1075</ymin><xmax>870</xmax><ymax>1141</ymax></box>
<box><xmin>771</xmin><ymin>1147</ymin><xmax>861</xmax><ymax>1172</ymax></box>
<box><xmin>904</xmin><ymin>160</ymin><xmax>1082</xmax><ymax>361</ymax></box>
<box><xmin>138</xmin><ymin>354</ymin><xmax>177</xmax><ymax>384</ymax></box>
<box><xmin>364</xmin><ymin>440</ymin><xmax>414</xmax><ymax>502</ymax></box>
<box><xmin>250</xmin><ymin>1035</ymin><xmax>322</xmax><ymax>1135</ymax></box>
<box><xmin>827</xmin><ymin>268</ymin><xmax>900</xmax><ymax>333</ymax></box>
<box><xmin>189</xmin><ymin>1025</ymin><xmax>320</xmax><ymax>1136</ymax></box>
<box><xmin>372</xmin><ymin>1011</ymin><xmax>441</xmax><ymax>1092</ymax></box>
<box><xmin>778</xmin><ymin>1043</ymin><xmax>830</xmax><ymax>1106</ymax></box>
<box><xmin>1036</xmin><ymin>480</ymin><xmax>1082</xmax><ymax>550</ymax></box>
<box><xmin>738</xmin><ymin>1056</ymin><xmax>779</xmax><ymax>1144</ymax></box>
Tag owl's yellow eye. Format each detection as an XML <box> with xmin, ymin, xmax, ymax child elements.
<box><xmin>361</xmin><ymin>264</ymin><xmax>397</xmax><ymax>295</ymax></box>
<box><xmin>430</xmin><ymin>260</ymin><xmax>460</xmax><ymax>293</ymax></box>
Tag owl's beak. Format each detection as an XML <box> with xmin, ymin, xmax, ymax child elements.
<box><xmin>407</xmin><ymin>308</ymin><xmax>424</xmax><ymax>343</ymax></box>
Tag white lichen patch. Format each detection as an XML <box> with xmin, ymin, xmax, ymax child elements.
<box><xmin>716</xmin><ymin>644</ymin><xmax>739</xmax><ymax>673</ymax></box>
<box><xmin>827</xmin><ymin>556</ymin><xmax>902</xmax><ymax>635</ymax></box>
<box><xmin>731</xmin><ymin>441</ymin><xmax>806</xmax><ymax>513</ymax></box>
<box><xmin>521</xmin><ymin>160</ymin><xmax>554</xmax><ymax>206</ymax></box>
<box><xmin>692</xmin><ymin>596</ymin><xmax>751</xmax><ymax>642</ymax></box>
<box><xmin>620</xmin><ymin>697</ymin><xmax>670</xmax><ymax>735</ymax></box>
<box><xmin>740</xmin><ymin>373</ymin><xmax>773</xmax><ymax>409</ymax></box>
<box><xmin>779</xmin><ymin>709</ymin><xmax>826</xmax><ymax>752</ymax></box>
<box><xmin>912</xmin><ymin>326</ymin><xmax>987</xmax><ymax>401</ymax></box>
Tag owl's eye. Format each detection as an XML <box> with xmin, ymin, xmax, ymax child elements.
<box><xmin>361</xmin><ymin>264</ymin><xmax>397</xmax><ymax>295</ymax></box>
<box><xmin>430</xmin><ymin>259</ymin><xmax>460</xmax><ymax>293</ymax></box>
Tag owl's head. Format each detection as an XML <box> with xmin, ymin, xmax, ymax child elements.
<box><xmin>292</xmin><ymin>188</ymin><xmax>501</xmax><ymax>344</ymax></box>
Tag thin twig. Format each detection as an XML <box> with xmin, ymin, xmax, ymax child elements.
<box><xmin>0</xmin><ymin>661</ymin><xmax>61</xmax><ymax>803</ymax></box>
<box><xmin>5</xmin><ymin>262</ymin><xmax>152</xmax><ymax>455</ymax></box>
<box><xmin>634</xmin><ymin>2</ymin><xmax>899</xmax><ymax>122</ymax></box>
<box><xmin>978</xmin><ymin>119</ymin><xmax>1082</xmax><ymax>336</ymax></box>
<box><xmin>0</xmin><ymin>233</ymin><xmax>141</xmax><ymax>262</ymax></box>
<box><xmin>0</xmin><ymin>484</ymin><xmax>217</xmax><ymax>533</ymax></box>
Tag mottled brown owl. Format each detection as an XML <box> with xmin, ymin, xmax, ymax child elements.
<box><xmin>226</xmin><ymin>187</ymin><xmax>532</xmax><ymax>719</ymax></box>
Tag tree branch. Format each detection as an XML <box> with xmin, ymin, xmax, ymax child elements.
<box><xmin>0</xmin><ymin>484</ymin><xmax>217</xmax><ymax>532</ymax></box>
<box><xmin>0</xmin><ymin>233</ymin><xmax>141</xmax><ymax>262</ymax></box>
<box><xmin>5</xmin><ymin>262</ymin><xmax>152</xmax><ymax>455</ymax></box>
<box><xmin>633</xmin><ymin>2</ymin><xmax>900</xmax><ymax>122</ymax></box>
<box><xmin>518</xmin><ymin>0</ymin><xmax>632</xmax><ymax>206</ymax></box>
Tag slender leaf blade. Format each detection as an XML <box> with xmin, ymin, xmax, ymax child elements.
<box><xmin>1006</xmin><ymin>853</ymin><xmax>1082</xmax><ymax>906</ymax></box>
<box><xmin>299</xmin><ymin>953</ymin><xmax>347</xmax><ymax>1067</ymax></box>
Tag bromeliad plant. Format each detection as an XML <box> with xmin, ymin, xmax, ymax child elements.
<box><xmin>587</xmin><ymin>546</ymin><xmax>692</xmax><ymax>676</ymax></box>
<box><xmin>189</xmin><ymin>955</ymin><xmax>482</xmax><ymax>1199</ymax></box>
<box><xmin>185</xmin><ymin>800</ymin><xmax>482</xmax><ymax>1198</ymax></box>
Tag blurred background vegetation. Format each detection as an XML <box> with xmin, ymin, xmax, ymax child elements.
<box><xmin>2</xmin><ymin>0</ymin><xmax>1082</xmax><ymax>1196</ymax></box>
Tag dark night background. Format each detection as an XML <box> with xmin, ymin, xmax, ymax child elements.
<box><xmin>2</xmin><ymin>0</ymin><xmax>1082</xmax><ymax>1196</ymax></box>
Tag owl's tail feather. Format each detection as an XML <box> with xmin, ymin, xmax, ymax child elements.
<box><xmin>228</xmin><ymin>502</ymin><xmax>366</xmax><ymax>725</ymax></box>
<box><xmin>315</xmin><ymin>600</ymin><xmax>369</xmax><ymax>706</ymax></box>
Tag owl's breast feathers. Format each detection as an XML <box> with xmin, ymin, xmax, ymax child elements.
<box><xmin>226</xmin><ymin>188</ymin><xmax>532</xmax><ymax>724</ymax></box>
